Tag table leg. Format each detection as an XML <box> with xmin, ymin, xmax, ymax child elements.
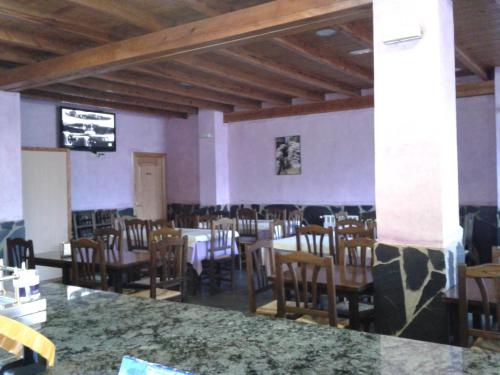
<box><xmin>62</xmin><ymin>267</ymin><xmax>71</xmax><ymax>285</ymax></box>
<box><xmin>113</xmin><ymin>270</ymin><xmax>124</xmax><ymax>294</ymax></box>
<box><xmin>348</xmin><ymin>292</ymin><xmax>361</xmax><ymax>330</ymax></box>
<box><xmin>447</xmin><ymin>303</ymin><xmax>459</xmax><ymax>345</ymax></box>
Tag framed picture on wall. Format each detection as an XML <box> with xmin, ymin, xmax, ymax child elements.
<box><xmin>275</xmin><ymin>135</ymin><xmax>301</xmax><ymax>175</ymax></box>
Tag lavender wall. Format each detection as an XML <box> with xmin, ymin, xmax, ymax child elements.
<box><xmin>21</xmin><ymin>97</ymin><xmax>170</xmax><ymax>210</ymax></box>
<box><xmin>0</xmin><ymin>92</ymin><xmax>23</xmax><ymax>221</ymax></box>
<box><xmin>457</xmin><ymin>95</ymin><xmax>496</xmax><ymax>205</ymax></box>
<box><xmin>227</xmin><ymin>95</ymin><xmax>496</xmax><ymax>206</ymax></box>
<box><xmin>228</xmin><ymin>108</ymin><xmax>375</xmax><ymax>205</ymax></box>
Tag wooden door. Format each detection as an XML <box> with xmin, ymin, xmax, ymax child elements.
<box><xmin>134</xmin><ymin>152</ymin><xmax>166</xmax><ymax>220</ymax></box>
<box><xmin>22</xmin><ymin>148</ymin><xmax>71</xmax><ymax>281</ymax></box>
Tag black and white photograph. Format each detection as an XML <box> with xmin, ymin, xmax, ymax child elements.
<box><xmin>275</xmin><ymin>135</ymin><xmax>301</xmax><ymax>175</ymax></box>
<box><xmin>60</xmin><ymin>107</ymin><xmax>116</xmax><ymax>152</ymax></box>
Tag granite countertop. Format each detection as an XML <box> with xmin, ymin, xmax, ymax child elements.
<box><xmin>1</xmin><ymin>283</ymin><xmax>499</xmax><ymax>374</ymax></box>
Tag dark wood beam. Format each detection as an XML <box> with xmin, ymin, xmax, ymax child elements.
<box><xmin>224</xmin><ymin>96</ymin><xmax>374</xmax><ymax>123</ymax></box>
<box><xmin>456</xmin><ymin>80</ymin><xmax>494</xmax><ymax>98</ymax></box>
<box><xmin>273</xmin><ymin>36</ymin><xmax>373</xmax><ymax>84</ymax></box>
<box><xmin>219</xmin><ymin>48</ymin><xmax>359</xmax><ymax>96</ymax></box>
<box><xmin>66</xmin><ymin>77</ymin><xmax>233</xmax><ymax>112</ymax></box>
<box><xmin>135</xmin><ymin>65</ymin><xmax>291</xmax><ymax>105</ymax></box>
<box><xmin>0</xmin><ymin>0</ymin><xmax>372</xmax><ymax>90</ymax></box>
<box><xmin>338</xmin><ymin>21</ymin><xmax>372</xmax><ymax>47</ymax></box>
<box><xmin>100</xmin><ymin>71</ymin><xmax>261</xmax><ymax>109</ymax></box>
<box><xmin>0</xmin><ymin>45</ymin><xmax>49</xmax><ymax>65</ymax></box>
<box><xmin>175</xmin><ymin>56</ymin><xmax>324</xmax><ymax>101</ymax></box>
<box><xmin>455</xmin><ymin>46</ymin><xmax>489</xmax><ymax>81</ymax></box>
<box><xmin>0</xmin><ymin>1</ymin><xmax>111</xmax><ymax>44</ymax></box>
<box><xmin>42</xmin><ymin>84</ymin><xmax>197</xmax><ymax>114</ymax></box>
<box><xmin>22</xmin><ymin>90</ymin><xmax>187</xmax><ymax>118</ymax></box>
<box><xmin>0</xmin><ymin>27</ymin><xmax>76</xmax><ymax>55</ymax></box>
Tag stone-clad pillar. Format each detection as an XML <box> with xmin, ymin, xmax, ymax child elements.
<box><xmin>372</xmin><ymin>0</ymin><xmax>462</xmax><ymax>343</ymax></box>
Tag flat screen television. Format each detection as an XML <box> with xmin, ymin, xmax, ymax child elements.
<box><xmin>59</xmin><ymin>107</ymin><xmax>116</xmax><ymax>152</ymax></box>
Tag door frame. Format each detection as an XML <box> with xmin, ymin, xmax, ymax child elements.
<box><xmin>133</xmin><ymin>152</ymin><xmax>167</xmax><ymax>220</ymax></box>
<box><xmin>22</xmin><ymin>147</ymin><xmax>72</xmax><ymax>241</ymax></box>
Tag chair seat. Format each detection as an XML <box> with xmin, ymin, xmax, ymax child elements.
<box><xmin>132</xmin><ymin>288</ymin><xmax>181</xmax><ymax>301</ymax></box>
<box><xmin>296</xmin><ymin>314</ymin><xmax>350</xmax><ymax>328</ymax></box>
<box><xmin>255</xmin><ymin>300</ymin><xmax>302</xmax><ymax>317</ymax></box>
<box><xmin>472</xmin><ymin>337</ymin><xmax>500</xmax><ymax>353</ymax></box>
<box><xmin>336</xmin><ymin>301</ymin><xmax>374</xmax><ymax>317</ymax></box>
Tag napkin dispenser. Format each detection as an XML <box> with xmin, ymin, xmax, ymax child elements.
<box><xmin>61</xmin><ymin>242</ymin><xmax>71</xmax><ymax>257</ymax></box>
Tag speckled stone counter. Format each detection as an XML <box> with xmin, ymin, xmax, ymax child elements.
<box><xmin>1</xmin><ymin>283</ymin><xmax>499</xmax><ymax>374</ymax></box>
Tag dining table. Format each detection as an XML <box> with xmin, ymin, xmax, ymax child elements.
<box><xmin>1</xmin><ymin>283</ymin><xmax>498</xmax><ymax>374</ymax></box>
<box><xmin>442</xmin><ymin>278</ymin><xmax>498</xmax><ymax>345</ymax></box>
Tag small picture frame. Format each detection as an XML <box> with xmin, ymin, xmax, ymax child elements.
<box><xmin>275</xmin><ymin>135</ymin><xmax>301</xmax><ymax>175</ymax></box>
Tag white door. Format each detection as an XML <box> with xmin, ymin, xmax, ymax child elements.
<box><xmin>134</xmin><ymin>152</ymin><xmax>166</xmax><ymax>220</ymax></box>
<box><xmin>22</xmin><ymin>148</ymin><xmax>70</xmax><ymax>281</ymax></box>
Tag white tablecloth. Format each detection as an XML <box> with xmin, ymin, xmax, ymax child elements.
<box><xmin>179</xmin><ymin>228</ymin><xmax>239</xmax><ymax>274</ymax></box>
<box><xmin>273</xmin><ymin>234</ymin><xmax>332</xmax><ymax>253</ymax></box>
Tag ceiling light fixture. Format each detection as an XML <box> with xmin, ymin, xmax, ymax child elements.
<box><xmin>349</xmin><ymin>48</ymin><xmax>372</xmax><ymax>56</ymax></box>
<box><xmin>315</xmin><ymin>28</ymin><xmax>337</xmax><ymax>37</ymax></box>
<box><xmin>179</xmin><ymin>82</ymin><xmax>192</xmax><ymax>88</ymax></box>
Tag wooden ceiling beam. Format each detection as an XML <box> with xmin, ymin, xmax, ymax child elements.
<box><xmin>42</xmin><ymin>84</ymin><xmax>198</xmax><ymax>114</ymax></box>
<box><xmin>0</xmin><ymin>1</ymin><xmax>111</xmax><ymax>44</ymax></box>
<box><xmin>273</xmin><ymin>36</ymin><xmax>373</xmax><ymax>84</ymax></box>
<box><xmin>66</xmin><ymin>77</ymin><xmax>233</xmax><ymax>112</ymax></box>
<box><xmin>64</xmin><ymin>0</ymin><xmax>166</xmax><ymax>31</ymax></box>
<box><xmin>0</xmin><ymin>45</ymin><xmax>48</xmax><ymax>65</ymax></box>
<box><xmin>337</xmin><ymin>21</ymin><xmax>372</xmax><ymax>48</ymax></box>
<box><xmin>136</xmin><ymin>65</ymin><xmax>291</xmax><ymax>105</ymax></box>
<box><xmin>225</xmin><ymin>96</ymin><xmax>374</xmax><ymax>123</ymax></box>
<box><xmin>100</xmin><ymin>71</ymin><xmax>261</xmax><ymax>109</ymax></box>
<box><xmin>176</xmin><ymin>56</ymin><xmax>323</xmax><ymax>101</ymax></box>
<box><xmin>455</xmin><ymin>45</ymin><xmax>489</xmax><ymax>81</ymax></box>
<box><xmin>218</xmin><ymin>48</ymin><xmax>360</xmax><ymax>96</ymax></box>
<box><xmin>22</xmin><ymin>90</ymin><xmax>186</xmax><ymax>118</ymax></box>
<box><xmin>0</xmin><ymin>0</ymin><xmax>373</xmax><ymax>90</ymax></box>
<box><xmin>0</xmin><ymin>27</ymin><xmax>76</xmax><ymax>55</ymax></box>
<box><xmin>224</xmin><ymin>80</ymin><xmax>495</xmax><ymax>123</ymax></box>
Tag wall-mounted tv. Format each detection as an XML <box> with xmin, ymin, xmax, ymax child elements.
<box><xmin>59</xmin><ymin>107</ymin><xmax>116</xmax><ymax>152</ymax></box>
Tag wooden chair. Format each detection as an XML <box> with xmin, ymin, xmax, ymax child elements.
<box><xmin>296</xmin><ymin>225</ymin><xmax>334</xmax><ymax>258</ymax></box>
<box><xmin>246</xmin><ymin>239</ymin><xmax>277</xmax><ymax>316</ymax></box>
<box><xmin>275</xmin><ymin>251</ymin><xmax>348</xmax><ymax>328</ymax></box>
<box><xmin>196</xmin><ymin>214</ymin><xmax>219</xmax><ymax>229</ymax></box>
<box><xmin>174</xmin><ymin>214</ymin><xmax>197</xmax><ymax>229</ymax></box>
<box><xmin>286</xmin><ymin>210</ymin><xmax>303</xmax><ymax>237</ymax></box>
<box><xmin>149</xmin><ymin>227</ymin><xmax>181</xmax><ymax>243</ymax></box>
<box><xmin>149</xmin><ymin>219</ymin><xmax>174</xmax><ymax>232</ymax></box>
<box><xmin>337</xmin><ymin>237</ymin><xmax>375</xmax><ymax>267</ymax></box>
<box><xmin>6</xmin><ymin>238</ymin><xmax>35</xmax><ymax>269</ymax></box>
<box><xmin>236</xmin><ymin>208</ymin><xmax>259</xmax><ymax>269</ymax></box>
<box><xmin>335</xmin><ymin>226</ymin><xmax>374</xmax><ymax>258</ymax></box>
<box><xmin>203</xmin><ymin>218</ymin><xmax>236</xmax><ymax>294</ymax></box>
<box><xmin>265</xmin><ymin>207</ymin><xmax>287</xmax><ymax>221</ymax></box>
<box><xmin>336</xmin><ymin>218</ymin><xmax>363</xmax><ymax>229</ymax></box>
<box><xmin>94</xmin><ymin>228</ymin><xmax>122</xmax><ymax>263</ymax></box>
<box><xmin>133</xmin><ymin>235</ymin><xmax>187</xmax><ymax>302</ymax></box>
<box><xmin>458</xmin><ymin>263</ymin><xmax>500</xmax><ymax>352</ymax></box>
<box><xmin>269</xmin><ymin>220</ymin><xmax>285</xmax><ymax>240</ymax></box>
<box><xmin>125</xmin><ymin>218</ymin><xmax>149</xmax><ymax>251</ymax></box>
<box><xmin>70</xmin><ymin>239</ymin><xmax>107</xmax><ymax>291</ymax></box>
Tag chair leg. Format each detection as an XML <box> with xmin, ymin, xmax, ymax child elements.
<box><xmin>209</xmin><ymin>259</ymin><xmax>217</xmax><ymax>295</ymax></box>
<box><xmin>230</xmin><ymin>257</ymin><xmax>235</xmax><ymax>291</ymax></box>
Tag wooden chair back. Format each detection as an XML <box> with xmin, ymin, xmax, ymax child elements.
<box><xmin>335</xmin><ymin>218</ymin><xmax>363</xmax><ymax>229</ymax></box>
<box><xmin>149</xmin><ymin>235</ymin><xmax>187</xmax><ymax>299</ymax></box>
<box><xmin>335</xmin><ymin>226</ymin><xmax>374</xmax><ymax>257</ymax></box>
<box><xmin>337</xmin><ymin>237</ymin><xmax>375</xmax><ymax>266</ymax></box>
<box><xmin>265</xmin><ymin>207</ymin><xmax>287</xmax><ymax>221</ymax></box>
<box><xmin>196</xmin><ymin>214</ymin><xmax>219</xmax><ymax>229</ymax></box>
<box><xmin>150</xmin><ymin>227</ymin><xmax>181</xmax><ymax>244</ymax></box>
<box><xmin>125</xmin><ymin>218</ymin><xmax>149</xmax><ymax>251</ymax></box>
<box><xmin>6</xmin><ymin>238</ymin><xmax>34</xmax><ymax>269</ymax></box>
<box><xmin>174</xmin><ymin>214</ymin><xmax>197</xmax><ymax>229</ymax></box>
<box><xmin>245</xmin><ymin>239</ymin><xmax>275</xmax><ymax>313</ymax></box>
<box><xmin>275</xmin><ymin>251</ymin><xmax>338</xmax><ymax>326</ymax></box>
<box><xmin>94</xmin><ymin>228</ymin><xmax>122</xmax><ymax>263</ymax></box>
<box><xmin>286</xmin><ymin>210</ymin><xmax>303</xmax><ymax>237</ymax></box>
<box><xmin>70</xmin><ymin>238</ymin><xmax>107</xmax><ymax>291</ymax></box>
<box><xmin>458</xmin><ymin>263</ymin><xmax>500</xmax><ymax>347</ymax></box>
<box><xmin>236</xmin><ymin>208</ymin><xmax>258</xmax><ymax>239</ymax></box>
<box><xmin>149</xmin><ymin>219</ymin><xmax>174</xmax><ymax>232</ymax></box>
<box><xmin>269</xmin><ymin>220</ymin><xmax>285</xmax><ymax>240</ymax></box>
<box><xmin>296</xmin><ymin>225</ymin><xmax>334</xmax><ymax>258</ymax></box>
<box><xmin>210</xmin><ymin>218</ymin><xmax>236</xmax><ymax>256</ymax></box>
